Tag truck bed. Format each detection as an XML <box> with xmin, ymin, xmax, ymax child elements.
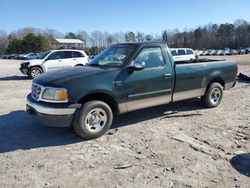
<box><xmin>174</xmin><ymin>58</ymin><xmax>222</xmax><ymax>65</ymax></box>
<box><xmin>172</xmin><ymin>60</ymin><xmax>237</xmax><ymax>102</ymax></box>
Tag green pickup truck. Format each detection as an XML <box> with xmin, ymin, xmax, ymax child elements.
<box><xmin>26</xmin><ymin>42</ymin><xmax>237</xmax><ymax>139</ymax></box>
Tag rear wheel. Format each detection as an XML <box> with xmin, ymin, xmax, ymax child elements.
<box><xmin>28</xmin><ymin>67</ymin><xmax>43</xmax><ymax>79</ymax></box>
<box><xmin>73</xmin><ymin>100</ymin><xmax>113</xmax><ymax>139</ymax></box>
<box><xmin>201</xmin><ymin>82</ymin><xmax>223</xmax><ymax>108</ymax></box>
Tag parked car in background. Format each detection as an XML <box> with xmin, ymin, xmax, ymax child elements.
<box><xmin>13</xmin><ymin>54</ymin><xmax>24</xmax><ymax>59</ymax></box>
<box><xmin>1</xmin><ymin>55</ymin><xmax>8</xmax><ymax>59</ymax></box>
<box><xmin>7</xmin><ymin>54</ymin><xmax>17</xmax><ymax>59</ymax></box>
<box><xmin>18</xmin><ymin>54</ymin><xmax>25</xmax><ymax>59</ymax></box>
<box><xmin>245</xmin><ymin>47</ymin><xmax>250</xmax><ymax>54</ymax></box>
<box><xmin>194</xmin><ymin>50</ymin><xmax>203</xmax><ymax>56</ymax></box>
<box><xmin>22</xmin><ymin>53</ymin><xmax>40</xmax><ymax>60</ymax></box>
<box><xmin>20</xmin><ymin>49</ymin><xmax>89</xmax><ymax>78</ymax></box>
<box><xmin>170</xmin><ymin>48</ymin><xmax>195</xmax><ymax>62</ymax></box>
<box><xmin>37</xmin><ymin>53</ymin><xmax>46</xmax><ymax>59</ymax></box>
<box><xmin>227</xmin><ymin>50</ymin><xmax>237</xmax><ymax>55</ymax></box>
<box><xmin>210</xmin><ymin>50</ymin><xmax>217</xmax><ymax>56</ymax></box>
<box><xmin>89</xmin><ymin>55</ymin><xmax>97</xmax><ymax>60</ymax></box>
<box><xmin>223</xmin><ymin>50</ymin><xmax>231</xmax><ymax>55</ymax></box>
<box><xmin>237</xmin><ymin>49</ymin><xmax>246</xmax><ymax>55</ymax></box>
<box><xmin>202</xmin><ymin>50</ymin><xmax>213</xmax><ymax>56</ymax></box>
<box><xmin>216</xmin><ymin>50</ymin><xmax>224</xmax><ymax>56</ymax></box>
<box><xmin>225</xmin><ymin>49</ymin><xmax>238</xmax><ymax>56</ymax></box>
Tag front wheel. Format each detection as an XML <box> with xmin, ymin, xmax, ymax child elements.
<box><xmin>73</xmin><ymin>100</ymin><xmax>113</xmax><ymax>139</ymax></box>
<box><xmin>28</xmin><ymin>67</ymin><xmax>43</xmax><ymax>79</ymax></box>
<box><xmin>201</xmin><ymin>82</ymin><xmax>223</xmax><ymax>108</ymax></box>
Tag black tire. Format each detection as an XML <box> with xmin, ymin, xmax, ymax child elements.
<box><xmin>201</xmin><ymin>82</ymin><xmax>223</xmax><ymax>108</ymax></box>
<box><xmin>28</xmin><ymin>67</ymin><xmax>43</xmax><ymax>79</ymax></box>
<box><xmin>73</xmin><ymin>100</ymin><xmax>113</xmax><ymax>139</ymax></box>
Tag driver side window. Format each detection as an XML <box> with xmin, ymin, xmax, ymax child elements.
<box><xmin>135</xmin><ymin>47</ymin><xmax>164</xmax><ymax>68</ymax></box>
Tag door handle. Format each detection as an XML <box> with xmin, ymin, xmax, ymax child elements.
<box><xmin>113</xmin><ymin>80</ymin><xmax>123</xmax><ymax>86</ymax></box>
<box><xmin>58</xmin><ymin>60</ymin><xmax>62</xmax><ymax>62</ymax></box>
<box><xmin>163</xmin><ymin>74</ymin><xmax>171</xmax><ymax>79</ymax></box>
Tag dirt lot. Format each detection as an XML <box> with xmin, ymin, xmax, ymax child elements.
<box><xmin>0</xmin><ymin>57</ymin><xmax>250</xmax><ymax>188</ymax></box>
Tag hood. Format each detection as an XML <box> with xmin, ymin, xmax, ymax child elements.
<box><xmin>22</xmin><ymin>59</ymin><xmax>43</xmax><ymax>66</ymax></box>
<box><xmin>33</xmin><ymin>66</ymin><xmax>105</xmax><ymax>86</ymax></box>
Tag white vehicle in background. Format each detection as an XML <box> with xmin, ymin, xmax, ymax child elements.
<box><xmin>19</xmin><ymin>49</ymin><xmax>89</xmax><ymax>78</ymax></box>
<box><xmin>216</xmin><ymin>50</ymin><xmax>224</xmax><ymax>56</ymax></box>
<box><xmin>170</xmin><ymin>48</ymin><xmax>196</xmax><ymax>62</ymax></box>
<box><xmin>194</xmin><ymin>50</ymin><xmax>203</xmax><ymax>56</ymax></box>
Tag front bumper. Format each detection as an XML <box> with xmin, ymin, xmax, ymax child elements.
<box><xmin>19</xmin><ymin>67</ymin><xmax>28</xmax><ymax>75</ymax></box>
<box><xmin>26</xmin><ymin>94</ymin><xmax>80</xmax><ymax>127</ymax></box>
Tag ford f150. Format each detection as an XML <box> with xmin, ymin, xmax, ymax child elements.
<box><xmin>26</xmin><ymin>42</ymin><xmax>237</xmax><ymax>139</ymax></box>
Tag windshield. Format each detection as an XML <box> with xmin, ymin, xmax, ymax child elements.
<box><xmin>39</xmin><ymin>51</ymin><xmax>51</xmax><ymax>59</ymax></box>
<box><xmin>89</xmin><ymin>45</ymin><xmax>135</xmax><ymax>68</ymax></box>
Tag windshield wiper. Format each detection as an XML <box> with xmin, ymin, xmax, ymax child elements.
<box><xmin>101</xmin><ymin>62</ymin><xmax>122</xmax><ymax>68</ymax></box>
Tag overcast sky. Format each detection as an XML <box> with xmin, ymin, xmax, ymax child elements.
<box><xmin>0</xmin><ymin>0</ymin><xmax>250</xmax><ymax>34</ymax></box>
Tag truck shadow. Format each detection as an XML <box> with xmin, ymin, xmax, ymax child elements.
<box><xmin>0</xmin><ymin>75</ymin><xmax>30</xmax><ymax>81</ymax></box>
<box><xmin>114</xmin><ymin>98</ymin><xmax>204</xmax><ymax>128</ymax></box>
<box><xmin>0</xmin><ymin>98</ymin><xmax>205</xmax><ymax>153</ymax></box>
<box><xmin>230</xmin><ymin>153</ymin><xmax>250</xmax><ymax>177</ymax></box>
<box><xmin>237</xmin><ymin>79</ymin><xmax>250</xmax><ymax>84</ymax></box>
<box><xmin>0</xmin><ymin>111</ymin><xmax>82</xmax><ymax>153</ymax></box>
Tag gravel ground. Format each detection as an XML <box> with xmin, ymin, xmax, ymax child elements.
<box><xmin>0</xmin><ymin>58</ymin><xmax>250</xmax><ymax>188</ymax></box>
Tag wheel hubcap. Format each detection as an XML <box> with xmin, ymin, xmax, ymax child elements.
<box><xmin>210</xmin><ymin>88</ymin><xmax>221</xmax><ymax>104</ymax></box>
<box><xmin>31</xmin><ymin>69</ymin><xmax>41</xmax><ymax>77</ymax></box>
<box><xmin>85</xmin><ymin>108</ymin><xmax>107</xmax><ymax>133</ymax></box>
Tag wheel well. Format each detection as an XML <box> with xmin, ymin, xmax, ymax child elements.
<box><xmin>207</xmin><ymin>78</ymin><xmax>225</xmax><ymax>89</ymax></box>
<box><xmin>75</xmin><ymin>64</ymin><xmax>83</xmax><ymax>66</ymax></box>
<box><xmin>29</xmin><ymin>65</ymin><xmax>44</xmax><ymax>73</ymax></box>
<box><xmin>78</xmin><ymin>93</ymin><xmax>119</xmax><ymax>115</ymax></box>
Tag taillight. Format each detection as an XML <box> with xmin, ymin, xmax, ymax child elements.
<box><xmin>236</xmin><ymin>64</ymin><xmax>239</xmax><ymax>76</ymax></box>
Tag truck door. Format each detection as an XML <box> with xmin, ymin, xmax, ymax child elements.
<box><xmin>120</xmin><ymin>45</ymin><xmax>174</xmax><ymax>112</ymax></box>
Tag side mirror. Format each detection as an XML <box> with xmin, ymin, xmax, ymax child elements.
<box><xmin>133</xmin><ymin>60</ymin><xmax>145</xmax><ymax>71</ymax></box>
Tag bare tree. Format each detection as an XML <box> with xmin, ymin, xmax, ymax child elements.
<box><xmin>125</xmin><ymin>32</ymin><xmax>136</xmax><ymax>42</ymax></box>
<box><xmin>136</xmin><ymin>32</ymin><xmax>145</xmax><ymax>41</ymax></box>
<box><xmin>0</xmin><ymin>31</ymin><xmax>8</xmax><ymax>54</ymax></box>
<box><xmin>77</xmin><ymin>30</ymin><xmax>89</xmax><ymax>48</ymax></box>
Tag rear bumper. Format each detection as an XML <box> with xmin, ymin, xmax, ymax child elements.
<box><xmin>26</xmin><ymin>94</ymin><xmax>80</xmax><ymax>127</ymax></box>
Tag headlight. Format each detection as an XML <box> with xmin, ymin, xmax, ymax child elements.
<box><xmin>42</xmin><ymin>88</ymin><xmax>68</xmax><ymax>102</ymax></box>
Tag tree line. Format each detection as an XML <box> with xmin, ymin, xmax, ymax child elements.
<box><xmin>0</xmin><ymin>19</ymin><xmax>249</xmax><ymax>55</ymax></box>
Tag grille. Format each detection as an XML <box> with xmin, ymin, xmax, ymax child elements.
<box><xmin>31</xmin><ymin>84</ymin><xmax>42</xmax><ymax>101</ymax></box>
